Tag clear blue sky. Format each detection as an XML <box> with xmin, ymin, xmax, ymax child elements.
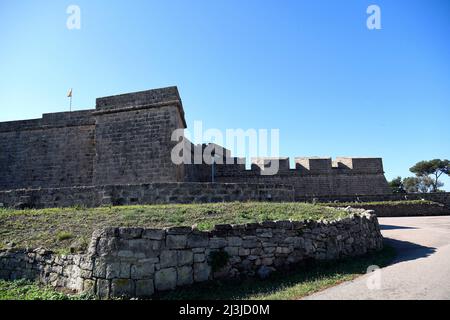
<box><xmin>0</xmin><ymin>0</ymin><xmax>449</xmax><ymax>189</ymax></box>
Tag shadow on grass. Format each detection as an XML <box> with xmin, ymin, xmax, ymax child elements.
<box><xmin>155</xmin><ymin>246</ymin><xmax>396</xmax><ymax>300</ymax></box>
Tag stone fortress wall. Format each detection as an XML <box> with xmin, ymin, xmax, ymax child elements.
<box><xmin>0</xmin><ymin>210</ymin><xmax>383</xmax><ymax>298</ymax></box>
<box><xmin>0</xmin><ymin>87</ymin><xmax>186</xmax><ymax>191</ymax></box>
<box><xmin>187</xmin><ymin>143</ymin><xmax>390</xmax><ymax>197</ymax></box>
<box><xmin>0</xmin><ymin>86</ymin><xmax>391</xmax><ymax>208</ymax></box>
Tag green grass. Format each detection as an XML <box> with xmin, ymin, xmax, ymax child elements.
<box><xmin>318</xmin><ymin>200</ymin><xmax>437</xmax><ymax>207</ymax></box>
<box><xmin>0</xmin><ymin>279</ymin><xmax>92</xmax><ymax>300</ymax></box>
<box><xmin>0</xmin><ymin>202</ymin><xmax>346</xmax><ymax>253</ymax></box>
<box><xmin>0</xmin><ymin>246</ymin><xmax>396</xmax><ymax>300</ymax></box>
<box><xmin>56</xmin><ymin>231</ymin><xmax>74</xmax><ymax>241</ymax></box>
<box><xmin>0</xmin><ymin>202</ymin><xmax>395</xmax><ymax>300</ymax></box>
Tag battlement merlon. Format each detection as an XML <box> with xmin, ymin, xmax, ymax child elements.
<box><xmin>94</xmin><ymin>86</ymin><xmax>187</xmax><ymax>128</ymax></box>
<box><xmin>293</xmin><ymin>157</ymin><xmax>385</xmax><ymax>174</ymax></box>
<box><xmin>214</xmin><ymin>155</ymin><xmax>385</xmax><ymax>175</ymax></box>
<box><xmin>295</xmin><ymin>157</ymin><xmax>332</xmax><ymax>173</ymax></box>
<box><xmin>252</xmin><ymin>157</ymin><xmax>290</xmax><ymax>172</ymax></box>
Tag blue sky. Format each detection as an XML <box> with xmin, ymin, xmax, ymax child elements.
<box><xmin>0</xmin><ymin>0</ymin><xmax>449</xmax><ymax>189</ymax></box>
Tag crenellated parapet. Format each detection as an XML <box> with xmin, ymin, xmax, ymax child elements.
<box><xmin>197</xmin><ymin>149</ymin><xmax>386</xmax><ymax>177</ymax></box>
<box><xmin>195</xmin><ymin>149</ymin><xmax>390</xmax><ymax>196</ymax></box>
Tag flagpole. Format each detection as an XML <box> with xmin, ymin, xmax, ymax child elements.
<box><xmin>68</xmin><ymin>88</ymin><xmax>73</xmax><ymax>112</ymax></box>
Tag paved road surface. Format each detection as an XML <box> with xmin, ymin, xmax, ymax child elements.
<box><xmin>304</xmin><ymin>216</ymin><xmax>450</xmax><ymax>300</ymax></box>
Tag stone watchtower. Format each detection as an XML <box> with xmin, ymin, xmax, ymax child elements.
<box><xmin>92</xmin><ymin>87</ymin><xmax>187</xmax><ymax>184</ymax></box>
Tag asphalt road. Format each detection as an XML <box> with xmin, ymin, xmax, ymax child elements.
<box><xmin>304</xmin><ymin>216</ymin><xmax>450</xmax><ymax>300</ymax></box>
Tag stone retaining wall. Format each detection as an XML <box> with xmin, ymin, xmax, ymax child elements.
<box><xmin>339</xmin><ymin>202</ymin><xmax>450</xmax><ymax>217</ymax></box>
<box><xmin>0</xmin><ymin>249</ymin><xmax>93</xmax><ymax>293</ymax></box>
<box><xmin>0</xmin><ymin>182</ymin><xmax>294</xmax><ymax>209</ymax></box>
<box><xmin>296</xmin><ymin>192</ymin><xmax>450</xmax><ymax>209</ymax></box>
<box><xmin>2</xmin><ymin>186</ymin><xmax>449</xmax><ymax>211</ymax></box>
<box><xmin>0</xmin><ymin>210</ymin><xmax>383</xmax><ymax>298</ymax></box>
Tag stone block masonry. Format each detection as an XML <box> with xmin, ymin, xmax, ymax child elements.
<box><xmin>0</xmin><ymin>209</ymin><xmax>383</xmax><ymax>298</ymax></box>
<box><xmin>0</xmin><ymin>110</ymin><xmax>96</xmax><ymax>190</ymax></box>
<box><xmin>0</xmin><ymin>87</ymin><xmax>187</xmax><ymax>191</ymax></box>
<box><xmin>212</xmin><ymin>156</ymin><xmax>391</xmax><ymax>197</ymax></box>
<box><xmin>0</xmin><ymin>182</ymin><xmax>294</xmax><ymax>209</ymax></box>
<box><xmin>344</xmin><ymin>202</ymin><xmax>450</xmax><ymax>217</ymax></box>
<box><xmin>295</xmin><ymin>192</ymin><xmax>450</xmax><ymax>210</ymax></box>
<box><xmin>0</xmin><ymin>86</ymin><xmax>392</xmax><ymax>208</ymax></box>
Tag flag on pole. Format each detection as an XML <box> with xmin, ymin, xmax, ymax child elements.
<box><xmin>67</xmin><ymin>88</ymin><xmax>73</xmax><ymax>112</ymax></box>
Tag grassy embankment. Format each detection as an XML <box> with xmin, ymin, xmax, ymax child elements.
<box><xmin>0</xmin><ymin>201</ymin><xmax>396</xmax><ymax>300</ymax></box>
<box><xmin>0</xmin><ymin>202</ymin><xmax>346</xmax><ymax>254</ymax></box>
<box><xmin>318</xmin><ymin>199</ymin><xmax>436</xmax><ymax>208</ymax></box>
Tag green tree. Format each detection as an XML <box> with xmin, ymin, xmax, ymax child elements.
<box><xmin>403</xmin><ymin>176</ymin><xmax>440</xmax><ymax>193</ymax></box>
<box><xmin>409</xmin><ymin>159</ymin><xmax>450</xmax><ymax>192</ymax></box>
<box><xmin>388</xmin><ymin>176</ymin><xmax>405</xmax><ymax>193</ymax></box>
<box><xmin>403</xmin><ymin>177</ymin><xmax>420</xmax><ymax>193</ymax></box>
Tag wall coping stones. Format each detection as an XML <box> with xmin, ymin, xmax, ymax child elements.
<box><xmin>0</xmin><ymin>182</ymin><xmax>295</xmax><ymax>209</ymax></box>
<box><xmin>0</xmin><ymin>209</ymin><xmax>383</xmax><ymax>298</ymax></box>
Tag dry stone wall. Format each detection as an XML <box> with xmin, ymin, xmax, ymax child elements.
<box><xmin>0</xmin><ymin>210</ymin><xmax>383</xmax><ymax>298</ymax></box>
<box><xmin>0</xmin><ymin>249</ymin><xmax>93</xmax><ymax>293</ymax></box>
